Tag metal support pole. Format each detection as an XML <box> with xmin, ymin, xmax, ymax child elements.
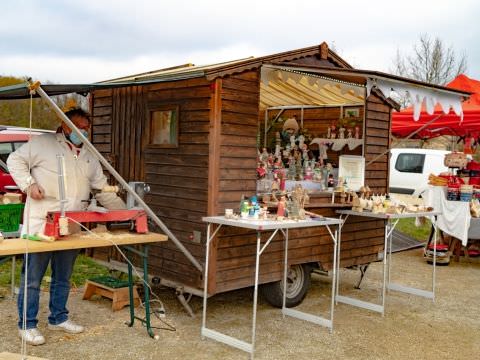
<box><xmin>366</xmin><ymin>114</ymin><xmax>443</xmax><ymax>167</ymax></box>
<box><xmin>34</xmin><ymin>84</ymin><xmax>203</xmax><ymax>273</ymax></box>
<box><xmin>56</xmin><ymin>154</ymin><xmax>67</xmax><ymax>218</ymax></box>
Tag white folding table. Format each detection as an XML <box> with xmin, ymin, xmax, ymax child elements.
<box><xmin>201</xmin><ymin>216</ymin><xmax>342</xmax><ymax>359</ymax></box>
<box><xmin>335</xmin><ymin>210</ymin><xmax>441</xmax><ymax>316</ymax></box>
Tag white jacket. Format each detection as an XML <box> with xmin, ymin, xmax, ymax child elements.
<box><xmin>7</xmin><ymin>132</ymin><xmax>125</xmax><ymax>234</ymax></box>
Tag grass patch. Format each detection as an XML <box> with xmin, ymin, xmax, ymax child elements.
<box><xmin>0</xmin><ymin>253</ymin><xmax>111</xmax><ymax>290</ymax></box>
<box><xmin>395</xmin><ymin>218</ymin><xmax>432</xmax><ymax>242</ymax></box>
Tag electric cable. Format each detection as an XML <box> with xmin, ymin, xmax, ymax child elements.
<box><xmin>139</xmin><ymin>299</ymin><xmax>176</xmax><ymax>332</ymax></box>
<box><xmin>66</xmin><ymin>217</ymin><xmax>174</xmax><ymax>333</ymax></box>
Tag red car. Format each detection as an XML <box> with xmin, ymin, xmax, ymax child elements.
<box><xmin>0</xmin><ymin>126</ymin><xmax>53</xmax><ymax>193</ymax></box>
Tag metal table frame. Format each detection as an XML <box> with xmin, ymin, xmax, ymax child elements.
<box><xmin>335</xmin><ymin>210</ymin><xmax>440</xmax><ymax>316</ymax></box>
<box><xmin>201</xmin><ymin>216</ymin><xmax>342</xmax><ymax>359</ymax></box>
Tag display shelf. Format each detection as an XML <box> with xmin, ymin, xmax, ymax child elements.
<box><xmin>310</xmin><ymin>137</ymin><xmax>363</xmax><ymax>151</ymax></box>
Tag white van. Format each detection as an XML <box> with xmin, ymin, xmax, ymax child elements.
<box><xmin>389</xmin><ymin>148</ymin><xmax>450</xmax><ymax>196</ymax></box>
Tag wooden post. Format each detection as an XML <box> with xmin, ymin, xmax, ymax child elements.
<box><xmin>208</xmin><ymin>78</ymin><xmax>222</xmax><ymax>216</ymax></box>
<box><xmin>206</xmin><ymin>78</ymin><xmax>223</xmax><ymax>294</ymax></box>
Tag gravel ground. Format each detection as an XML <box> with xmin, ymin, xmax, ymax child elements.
<box><xmin>0</xmin><ymin>249</ymin><xmax>479</xmax><ymax>360</ymax></box>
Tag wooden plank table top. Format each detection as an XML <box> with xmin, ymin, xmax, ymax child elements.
<box><xmin>0</xmin><ymin>231</ymin><xmax>168</xmax><ymax>256</ymax></box>
<box><xmin>0</xmin><ymin>352</ymin><xmax>48</xmax><ymax>360</ymax></box>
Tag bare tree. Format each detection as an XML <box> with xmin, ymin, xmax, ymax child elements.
<box><xmin>392</xmin><ymin>34</ymin><xmax>468</xmax><ymax>86</ymax></box>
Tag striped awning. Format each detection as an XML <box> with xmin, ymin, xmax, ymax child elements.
<box><xmin>260</xmin><ymin>66</ymin><xmax>364</xmax><ymax>110</ymax></box>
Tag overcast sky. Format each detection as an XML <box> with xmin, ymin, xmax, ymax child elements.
<box><xmin>1</xmin><ymin>0</ymin><xmax>478</xmax><ymax>84</ymax></box>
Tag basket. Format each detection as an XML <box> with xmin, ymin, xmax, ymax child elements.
<box><xmin>0</xmin><ymin>203</ymin><xmax>24</xmax><ymax>233</ymax></box>
<box><xmin>444</xmin><ymin>152</ymin><xmax>468</xmax><ymax>168</ymax></box>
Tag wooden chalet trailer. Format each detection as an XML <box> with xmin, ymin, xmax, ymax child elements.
<box><xmin>87</xmin><ymin>43</ymin><xmax>406</xmax><ymax>307</ymax></box>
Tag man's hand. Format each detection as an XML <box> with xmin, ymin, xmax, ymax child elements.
<box><xmin>27</xmin><ymin>183</ymin><xmax>45</xmax><ymax>200</ymax></box>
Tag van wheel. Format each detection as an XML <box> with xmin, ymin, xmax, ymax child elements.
<box><xmin>260</xmin><ymin>264</ymin><xmax>311</xmax><ymax>308</ymax></box>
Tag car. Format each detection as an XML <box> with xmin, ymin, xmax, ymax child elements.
<box><xmin>0</xmin><ymin>125</ymin><xmax>54</xmax><ymax>192</ymax></box>
<box><xmin>389</xmin><ymin>148</ymin><xmax>450</xmax><ymax>196</ymax></box>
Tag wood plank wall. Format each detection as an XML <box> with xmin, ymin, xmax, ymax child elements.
<box><xmin>217</xmin><ymin>71</ymin><xmax>260</xmax><ymax>212</ymax></box>
<box><xmin>364</xmin><ymin>89</ymin><xmax>391</xmax><ymax>194</ymax></box>
<box><xmin>141</xmin><ymin>78</ymin><xmax>213</xmax><ymax>287</ymax></box>
<box><xmin>91</xmin><ymin>79</ymin><xmax>214</xmax><ymax>288</ymax></box>
<box><xmin>211</xmin><ymin>85</ymin><xmax>392</xmax><ymax>294</ymax></box>
<box><xmin>214</xmin><ymin>207</ymin><xmax>385</xmax><ymax>293</ymax></box>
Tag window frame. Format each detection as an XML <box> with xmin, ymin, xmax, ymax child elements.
<box><xmin>394</xmin><ymin>153</ymin><xmax>426</xmax><ymax>173</ymax></box>
<box><xmin>147</xmin><ymin>105</ymin><xmax>179</xmax><ymax>148</ymax></box>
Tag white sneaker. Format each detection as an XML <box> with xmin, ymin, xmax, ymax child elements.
<box><xmin>48</xmin><ymin>319</ymin><xmax>84</xmax><ymax>334</ymax></box>
<box><xmin>18</xmin><ymin>328</ymin><xmax>46</xmax><ymax>346</ymax></box>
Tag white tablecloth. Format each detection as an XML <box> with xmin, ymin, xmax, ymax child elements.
<box><xmin>423</xmin><ymin>186</ymin><xmax>470</xmax><ymax>246</ymax></box>
<box><xmin>468</xmin><ymin>218</ymin><xmax>480</xmax><ymax>239</ymax></box>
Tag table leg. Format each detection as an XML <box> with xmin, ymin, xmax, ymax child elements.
<box><xmin>126</xmin><ymin>249</ymin><xmax>135</xmax><ymax>327</ymax></box>
<box><xmin>381</xmin><ymin>221</ymin><xmax>389</xmax><ymax>316</ymax></box>
<box><xmin>142</xmin><ymin>245</ymin><xmax>154</xmax><ymax>338</ymax></box>
<box><xmin>387</xmin><ymin>216</ymin><xmax>435</xmax><ymax>300</ymax></box>
<box><xmin>123</xmin><ymin>245</ymin><xmax>154</xmax><ymax>338</ymax></box>
<box><xmin>202</xmin><ymin>226</ymin><xmax>278</xmax><ymax>358</ymax></box>
<box><xmin>11</xmin><ymin>256</ymin><xmax>16</xmax><ymax>298</ymax></box>
<box><xmin>335</xmin><ymin>216</ymin><xmax>345</xmax><ymax>302</ymax></box>
<box><xmin>282</xmin><ymin>228</ymin><xmax>289</xmax><ymax>314</ymax></box>
<box><xmin>335</xmin><ymin>215</ymin><xmax>384</xmax><ymax>314</ymax></box>
<box><xmin>329</xmin><ymin>228</ymin><xmax>338</xmax><ymax>334</ymax></box>
<box><xmin>250</xmin><ymin>231</ymin><xmax>262</xmax><ymax>359</ymax></box>
<box><xmin>282</xmin><ymin>225</ymin><xmax>336</xmax><ymax>330</ymax></box>
<box><xmin>201</xmin><ymin>223</ymin><xmax>211</xmax><ymax>336</ymax></box>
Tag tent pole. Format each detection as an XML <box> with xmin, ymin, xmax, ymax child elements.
<box><xmin>366</xmin><ymin>114</ymin><xmax>443</xmax><ymax>167</ymax></box>
<box><xmin>33</xmin><ymin>83</ymin><xmax>203</xmax><ymax>273</ymax></box>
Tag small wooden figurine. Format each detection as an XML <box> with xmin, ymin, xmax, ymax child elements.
<box><xmin>277</xmin><ymin>195</ymin><xmax>286</xmax><ymax>219</ymax></box>
<box><xmin>354</xmin><ymin>125</ymin><xmax>361</xmax><ymax>139</ymax></box>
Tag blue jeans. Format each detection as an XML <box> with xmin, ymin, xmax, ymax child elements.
<box><xmin>17</xmin><ymin>249</ymin><xmax>79</xmax><ymax>329</ymax></box>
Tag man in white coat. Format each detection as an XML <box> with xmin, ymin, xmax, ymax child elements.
<box><xmin>7</xmin><ymin>108</ymin><xmax>125</xmax><ymax>345</ymax></box>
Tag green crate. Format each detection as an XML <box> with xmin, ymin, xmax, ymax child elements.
<box><xmin>0</xmin><ymin>203</ymin><xmax>24</xmax><ymax>233</ymax></box>
<box><xmin>89</xmin><ymin>276</ymin><xmax>130</xmax><ymax>289</ymax></box>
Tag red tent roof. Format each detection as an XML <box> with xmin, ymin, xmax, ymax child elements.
<box><xmin>392</xmin><ymin>74</ymin><xmax>480</xmax><ymax>138</ymax></box>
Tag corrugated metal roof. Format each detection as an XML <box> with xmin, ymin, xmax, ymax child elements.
<box><xmin>99</xmin><ymin>57</ymin><xmax>254</xmax><ymax>84</ymax></box>
<box><xmin>0</xmin><ymin>82</ymin><xmax>137</xmax><ymax>100</ymax></box>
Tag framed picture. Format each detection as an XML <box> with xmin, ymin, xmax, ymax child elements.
<box><xmin>344</xmin><ymin>108</ymin><xmax>360</xmax><ymax>118</ymax></box>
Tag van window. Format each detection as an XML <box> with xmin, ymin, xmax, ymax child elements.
<box><xmin>0</xmin><ymin>142</ymin><xmax>13</xmax><ymax>163</ymax></box>
<box><xmin>395</xmin><ymin>153</ymin><xmax>425</xmax><ymax>173</ymax></box>
<box><xmin>13</xmin><ymin>141</ymin><xmax>27</xmax><ymax>150</ymax></box>
<box><xmin>0</xmin><ymin>159</ymin><xmax>8</xmax><ymax>173</ymax></box>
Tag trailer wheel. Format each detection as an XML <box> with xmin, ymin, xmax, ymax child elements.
<box><xmin>260</xmin><ymin>264</ymin><xmax>311</xmax><ymax>308</ymax></box>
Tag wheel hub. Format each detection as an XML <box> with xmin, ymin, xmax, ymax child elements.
<box><xmin>280</xmin><ymin>265</ymin><xmax>305</xmax><ymax>298</ymax></box>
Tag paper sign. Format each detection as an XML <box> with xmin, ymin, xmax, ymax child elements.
<box><xmin>338</xmin><ymin>155</ymin><xmax>365</xmax><ymax>191</ymax></box>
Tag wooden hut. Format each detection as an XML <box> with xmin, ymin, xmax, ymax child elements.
<box><xmin>87</xmin><ymin>43</ymin><xmax>408</xmax><ymax>305</ymax></box>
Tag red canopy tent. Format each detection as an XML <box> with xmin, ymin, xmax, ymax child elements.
<box><xmin>392</xmin><ymin>74</ymin><xmax>480</xmax><ymax>139</ymax></box>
